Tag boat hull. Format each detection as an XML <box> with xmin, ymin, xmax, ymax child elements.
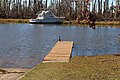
<box><xmin>29</xmin><ymin>18</ymin><xmax>64</xmax><ymax>24</ymax></box>
<box><xmin>29</xmin><ymin>21</ymin><xmax>63</xmax><ymax>24</ymax></box>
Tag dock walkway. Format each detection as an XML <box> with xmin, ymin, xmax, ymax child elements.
<box><xmin>43</xmin><ymin>41</ymin><xmax>73</xmax><ymax>62</ymax></box>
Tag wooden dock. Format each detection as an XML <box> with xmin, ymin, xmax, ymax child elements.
<box><xmin>43</xmin><ymin>41</ymin><xmax>73</xmax><ymax>62</ymax></box>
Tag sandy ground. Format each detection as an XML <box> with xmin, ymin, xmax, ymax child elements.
<box><xmin>0</xmin><ymin>68</ymin><xmax>30</xmax><ymax>80</ymax></box>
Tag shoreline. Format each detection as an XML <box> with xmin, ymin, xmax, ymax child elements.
<box><xmin>0</xmin><ymin>54</ymin><xmax>120</xmax><ymax>80</ymax></box>
<box><xmin>0</xmin><ymin>19</ymin><xmax>120</xmax><ymax>26</ymax></box>
<box><xmin>63</xmin><ymin>20</ymin><xmax>120</xmax><ymax>25</ymax></box>
<box><xmin>0</xmin><ymin>68</ymin><xmax>30</xmax><ymax>80</ymax></box>
<box><xmin>19</xmin><ymin>54</ymin><xmax>120</xmax><ymax>80</ymax></box>
<box><xmin>0</xmin><ymin>19</ymin><xmax>29</xmax><ymax>23</ymax></box>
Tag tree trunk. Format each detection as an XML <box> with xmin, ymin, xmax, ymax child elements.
<box><xmin>46</xmin><ymin>0</ymin><xmax>47</xmax><ymax>9</ymax></box>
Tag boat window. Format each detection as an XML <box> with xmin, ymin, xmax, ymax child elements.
<box><xmin>39</xmin><ymin>13</ymin><xmax>44</xmax><ymax>17</ymax></box>
<box><xmin>46</xmin><ymin>12</ymin><xmax>54</xmax><ymax>17</ymax></box>
<box><xmin>39</xmin><ymin>15</ymin><xmax>41</xmax><ymax>17</ymax></box>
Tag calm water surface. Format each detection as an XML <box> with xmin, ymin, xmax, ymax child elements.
<box><xmin>0</xmin><ymin>24</ymin><xmax>120</xmax><ymax>68</ymax></box>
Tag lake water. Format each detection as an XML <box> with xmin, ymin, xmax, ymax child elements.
<box><xmin>0</xmin><ymin>24</ymin><xmax>120</xmax><ymax>68</ymax></box>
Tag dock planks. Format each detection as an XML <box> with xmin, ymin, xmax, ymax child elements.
<box><xmin>43</xmin><ymin>41</ymin><xmax>73</xmax><ymax>62</ymax></box>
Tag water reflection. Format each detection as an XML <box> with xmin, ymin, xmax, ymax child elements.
<box><xmin>0</xmin><ymin>24</ymin><xmax>120</xmax><ymax>68</ymax></box>
<box><xmin>89</xmin><ymin>22</ymin><xmax>96</xmax><ymax>29</ymax></box>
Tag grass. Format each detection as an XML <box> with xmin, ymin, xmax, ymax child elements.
<box><xmin>95</xmin><ymin>21</ymin><xmax>120</xmax><ymax>25</ymax></box>
<box><xmin>63</xmin><ymin>20</ymin><xmax>120</xmax><ymax>26</ymax></box>
<box><xmin>0</xmin><ymin>19</ymin><xmax>29</xmax><ymax>23</ymax></box>
<box><xmin>0</xmin><ymin>19</ymin><xmax>120</xmax><ymax>26</ymax></box>
<box><xmin>20</xmin><ymin>54</ymin><xmax>120</xmax><ymax>80</ymax></box>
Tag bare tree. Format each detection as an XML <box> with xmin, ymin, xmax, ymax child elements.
<box><xmin>0</xmin><ymin>0</ymin><xmax>119</xmax><ymax>21</ymax></box>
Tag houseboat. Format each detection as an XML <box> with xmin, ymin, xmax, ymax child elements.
<box><xmin>29</xmin><ymin>11</ymin><xmax>65</xmax><ymax>24</ymax></box>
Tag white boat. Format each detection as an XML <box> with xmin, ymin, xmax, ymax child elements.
<box><xmin>29</xmin><ymin>11</ymin><xmax>65</xmax><ymax>24</ymax></box>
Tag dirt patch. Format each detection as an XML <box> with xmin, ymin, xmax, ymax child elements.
<box><xmin>0</xmin><ymin>68</ymin><xmax>30</xmax><ymax>80</ymax></box>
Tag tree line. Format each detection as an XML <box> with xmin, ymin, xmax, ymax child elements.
<box><xmin>0</xmin><ymin>0</ymin><xmax>120</xmax><ymax>21</ymax></box>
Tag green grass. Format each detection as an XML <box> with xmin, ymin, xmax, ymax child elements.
<box><xmin>20</xmin><ymin>54</ymin><xmax>120</xmax><ymax>80</ymax></box>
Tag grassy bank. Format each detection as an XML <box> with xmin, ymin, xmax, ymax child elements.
<box><xmin>20</xmin><ymin>54</ymin><xmax>120</xmax><ymax>80</ymax></box>
<box><xmin>0</xmin><ymin>19</ymin><xmax>29</xmax><ymax>23</ymax></box>
<box><xmin>63</xmin><ymin>20</ymin><xmax>120</xmax><ymax>26</ymax></box>
<box><xmin>0</xmin><ymin>19</ymin><xmax>120</xmax><ymax>26</ymax></box>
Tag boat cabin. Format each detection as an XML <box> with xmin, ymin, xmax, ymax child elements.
<box><xmin>36</xmin><ymin>11</ymin><xmax>56</xmax><ymax>19</ymax></box>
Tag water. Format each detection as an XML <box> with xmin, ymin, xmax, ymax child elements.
<box><xmin>0</xmin><ymin>24</ymin><xmax>120</xmax><ymax>68</ymax></box>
